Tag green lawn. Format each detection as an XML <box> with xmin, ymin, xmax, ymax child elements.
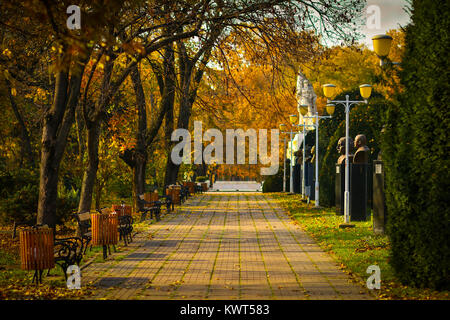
<box><xmin>268</xmin><ymin>193</ymin><xmax>449</xmax><ymax>300</ymax></box>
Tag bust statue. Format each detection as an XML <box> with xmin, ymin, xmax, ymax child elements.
<box><xmin>294</xmin><ymin>149</ymin><xmax>302</xmax><ymax>164</ymax></box>
<box><xmin>304</xmin><ymin>145</ymin><xmax>312</xmax><ymax>163</ymax></box>
<box><xmin>337</xmin><ymin>137</ymin><xmax>354</xmax><ymax>164</ymax></box>
<box><xmin>353</xmin><ymin>134</ymin><xmax>370</xmax><ymax>164</ymax></box>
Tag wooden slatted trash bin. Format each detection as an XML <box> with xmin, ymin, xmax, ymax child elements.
<box><xmin>112</xmin><ymin>204</ymin><xmax>124</xmax><ymax>216</ymax></box>
<box><xmin>183</xmin><ymin>182</ymin><xmax>196</xmax><ymax>195</ymax></box>
<box><xmin>112</xmin><ymin>204</ymin><xmax>133</xmax><ymax>217</ymax></box>
<box><xmin>166</xmin><ymin>186</ymin><xmax>181</xmax><ymax>205</ymax></box>
<box><xmin>144</xmin><ymin>191</ymin><xmax>159</xmax><ymax>203</ymax></box>
<box><xmin>19</xmin><ymin>227</ymin><xmax>54</xmax><ymax>284</ymax></box>
<box><xmin>123</xmin><ymin>205</ymin><xmax>132</xmax><ymax>216</ymax></box>
<box><xmin>91</xmin><ymin>213</ymin><xmax>118</xmax><ymax>259</ymax></box>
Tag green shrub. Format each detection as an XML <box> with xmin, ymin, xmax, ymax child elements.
<box><xmin>0</xmin><ymin>167</ymin><xmax>38</xmax><ymax>225</ymax></box>
<box><xmin>0</xmin><ymin>168</ymin><xmax>79</xmax><ymax>226</ymax></box>
<box><xmin>262</xmin><ymin>168</ymin><xmax>284</xmax><ymax>193</ymax></box>
<box><xmin>195</xmin><ymin>175</ymin><xmax>208</xmax><ymax>182</ymax></box>
<box><xmin>0</xmin><ymin>184</ymin><xmax>38</xmax><ymax>225</ymax></box>
<box><xmin>56</xmin><ymin>186</ymin><xmax>80</xmax><ymax>223</ymax></box>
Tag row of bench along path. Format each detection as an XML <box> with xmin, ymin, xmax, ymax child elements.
<box><xmin>81</xmin><ymin>193</ymin><xmax>374</xmax><ymax>300</ymax></box>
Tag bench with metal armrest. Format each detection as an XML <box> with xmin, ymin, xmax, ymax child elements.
<box><xmin>17</xmin><ymin>223</ymin><xmax>88</xmax><ymax>283</ymax></box>
<box><xmin>53</xmin><ymin>236</ymin><xmax>87</xmax><ymax>281</ymax></box>
<box><xmin>195</xmin><ymin>184</ymin><xmax>203</xmax><ymax>194</ymax></box>
<box><xmin>179</xmin><ymin>185</ymin><xmax>190</xmax><ymax>202</ymax></box>
<box><xmin>111</xmin><ymin>204</ymin><xmax>134</xmax><ymax>246</ymax></box>
<box><xmin>137</xmin><ymin>195</ymin><xmax>162</xmax><ymax>222</ymax></box>
<box><xmin>118</xmin><ymin>214</ymin><xmax>133</xmax><ymax>245</ymax></box>
<box><xmin>73</xmin><ymin>212</ymin><xmax>92</xmax><ymax>253</ymax></box>
<box><xmin>159</xmin><ymin>194</ymin><xmax>174</xmax><ymax>212</ymax></box>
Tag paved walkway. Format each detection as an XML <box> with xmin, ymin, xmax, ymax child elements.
<box><xmin>82</xmin><ymin>193</ymin><xmax>374</xmax><ymax>300</ymax></box>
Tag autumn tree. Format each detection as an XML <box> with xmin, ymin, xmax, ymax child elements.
<box><xmin>0</xmin><ymin>0</ymin><xmax>367</xmax><ymax>226</ymax></box>
<box><xmin>76</xmin><ymin>1</ymin><xmax>204</xmax><ymax>213</ymax></box>
<box><xmin>162</xmin><ymin>0</ymin><xmax>366</xmax><ymax>185</ymax></box>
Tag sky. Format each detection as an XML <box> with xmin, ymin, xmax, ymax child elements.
<box><xmin>360</xmin><ymin>0</ymin><xmax>411</xmax><ymax>48</ymax></box>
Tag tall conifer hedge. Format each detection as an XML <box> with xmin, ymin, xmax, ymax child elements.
<box><xmin>382</xmin><ymin>0</ymin><xmax>449</xmax><ymax>289</ymax></box>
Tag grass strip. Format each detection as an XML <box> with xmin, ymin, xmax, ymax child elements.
<box><xmin>268</xmin><ymin>193</ymin><xmax>449</xmax><ymax>300</ymax></box>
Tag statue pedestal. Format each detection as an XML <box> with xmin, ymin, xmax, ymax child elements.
<box><xmin>285</xmin><ymin>159</ymin><xmax>290</xmax><ymax>192</ymax></box>
<box><xmin>350</xmin><ymin>163</ymin><xmax>369</xmax><ymax>221</ymax></box>
<box><xmin>306</xmin><ymin>163</ymin><xmax>315</xmax><ymax>200</ymax></box>
<box><xmin>335</xmin><ymin>163</ymin><xmax>345</xmax><ymax>215</ymax></box>
<box><xmin>302</xmin><ymin>162</ymin><xmax>312</xmax><ymax>198</ymax></box>
<box><xmin>372</xmin><ymin>160</ymin><xmax>387</xmax><ymax>234</ymax></box>
<box><xmin>336</xmin><ymin>163</ymin><xmax>369</xmax><ymax>221</ymax></box>
<box><xmin>293</xmin><ymin>164</ymin><xmax>301</xmax><ymax>194</ymax></box>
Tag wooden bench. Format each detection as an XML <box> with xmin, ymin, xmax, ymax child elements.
<box><xmin>17</xmin><ymin>223</ymin><xmax>88</xmax><ymax>283</ymax></box>
<box><xmin>111</xmin><ymin>204</ymin><xmax>134</xmax><ymax>246</ymax></box>
<box><xmin>53</xmin><ymin>236</ymin><xmax>87</xmax><ymax>281</ymax></box>
<box><xmin>195</xmin><ymin>183</ymin><xmax>203</xmax><ymax>194</ymax></box>
<box><xmin>137</xmin><ymin>194</ymin><xmax>162</xmax><ymax>222</ymax></box>
<box><xmin>73</xmin><ymin>212</ymin><xmax>92</xmax><ymax>252</ymax></box>
<box><xmin>183</xmin><ymin>181</ymin><xmax>196</xmax><ymax>195</ymax></box>
<box><xmin>74</xmin><ymin>209</ymin><xmax>116</xmax><ymax>257</ymax></box>
<box><xmin>159</xmin><ymin>188</ymin><xmax>174</xmax><ymax>211</ymax></box>
<box><xmin>175</xmin><ymin>183</ymin><xmax>190</xmax><ymax>202</ymax></box>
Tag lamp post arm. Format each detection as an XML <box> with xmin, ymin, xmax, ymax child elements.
<box><xmin>380</xmin><ymin>57</ymin><xmax>401</xmax><ymax>67</ymax></box>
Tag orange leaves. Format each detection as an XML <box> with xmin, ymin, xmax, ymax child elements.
<box><xmin>118</xmin><ymin>140</ymin><xmax>136</xmax><ymax>153</ymax></box>
<box><xmin>122</xmin><ymin>41</ymin><xmax>145</xmax><ymax>56</ymax></box>
<box><xmin>303</xmin><ymin>28</ymin><xmax>406</xmax><ymax>102</ymax></box>
<box><xmin>2</xmin><ymin>48</ymin><xmax>12</xmax><ymax>59</ymax></box>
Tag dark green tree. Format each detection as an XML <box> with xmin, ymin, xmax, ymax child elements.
<box><xmin>381</xmin><ymin>0</ymin><xmax>450</xmax><ymax>290</ymax></box>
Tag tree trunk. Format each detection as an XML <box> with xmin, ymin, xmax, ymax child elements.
<box><xmin>94</xmin><ymin>179</ymin><xmax>104</xmax><ymax>211</ymax></box>
<box><xmin>163</xmin><ymin>36</ymin><xmax>216</xmax><ymax>185</ymax></box>
<box><xmin>164</xmin><ymin>97</ymin><xmax>192</xmax><ymax>186</ymax></box>
<box><xmin>37</xmin><ymin>141</ymin><xmax>60</xmax><ymax>228</ymax></box>
<box><xmin>131</xmin><ymin>65</ymin><xmax>148</xmax><ymax>210</ymax></box>
<box><xmin>77</xmin><ymin>120</ymin><xmax>100</xmax><ymax>213</ymax></box>
<box><xmin>134</xmin><ymin>154</ymin><xmax>146</xmax><ymax>208</ymax></box>
<box><xmin>163</xmin><ymin>91</ymin><xmax>175</xmax><ymax>186</ymax></box>
<box><xmin>37</xmin><ymin>59</ymin><xmax>88</xmax><ymax>228</ymax></box>
<box><xmin>75</xmin><ymin>104</ymin><xmax>85</xmax><ymax>167</ymax></box>
<box><xmin>77</xmin><ymin>52</ymin><xmax>113</xmax><ymax>213</ymax></box>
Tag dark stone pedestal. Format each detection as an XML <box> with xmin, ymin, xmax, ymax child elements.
<box><xmin>335</xmin><ymin>163</ymin><xmax>345</xmax><ymax>215</ymax></box>
<box><xmin>285</xmin><ymin>160</ymin><xmax>290</xmax><ymax>192</ymax></box>
<box><xmin>350</xmin><ymin>163</ymin><xmax>369</xmax><ymax>221</ymax></box>
<box><xmin>293</xmin><ymin>164</ymin><xmax>301</xmax><ymax>194</ymax></box>
<box><xmin>302</xmin><ymin>163</ymin><xmax>312</xmax><ymax>199</ymax></box>
<box><xmin>336</xmin><ymin>163</ymin><xmax>369</xmax><ymax>221</ymax></box>
<box><xmin>306</xmin><ymin>163</ymin><xmax>315</xmax><ymax>200</ymax></box>
<box><xmin>372</xmin><ymin>160</ymin><xmax>387</xmax><ymax>234</ymax></box>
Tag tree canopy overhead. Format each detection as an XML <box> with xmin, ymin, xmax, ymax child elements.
<box><xmin>0</xmin><ymin>0</ymin><xmax>366</xmax><ymax>226</ymax></box>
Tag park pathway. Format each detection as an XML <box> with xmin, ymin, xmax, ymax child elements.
<box><xmin>81</xmin><ymin>193</ymin><xmax>374</xmax><ymax>300</ymax></box>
